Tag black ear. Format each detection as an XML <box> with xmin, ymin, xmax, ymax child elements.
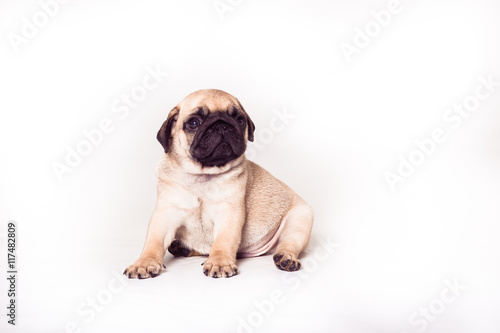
<box><xmin>246</xmin><ymin>116</ymin><xmax>255</xmax><ymax>142</ymax></box>
<box><xmin>157</xmin><ymin>107</ymin><xmax>179</xmax><ymax>153</ymax></box>
<box><xmin>237</xmin><ymin>101</ymin><xmax>255</xmax><ymax>142</ymax></box>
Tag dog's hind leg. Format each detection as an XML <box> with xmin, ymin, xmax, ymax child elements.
<box><xmin>272</xmin><ymin>198</ymin><xmax>314</xmax><ymax>271</ymax></box>
<box><xmin>168</xmin><ymin>239</ymin><xmax>203</xmax><ymax>257</ymax></box>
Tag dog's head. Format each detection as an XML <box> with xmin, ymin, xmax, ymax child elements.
<box><xmin>157</xmin><ymin>89</ymin><xmax>255</xmax><ymax>171</ymax></box>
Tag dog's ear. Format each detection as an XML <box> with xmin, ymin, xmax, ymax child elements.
<box><xmin>246</xmin><ymin>115</ymin><xmax>255</xmax><ymax>142</ymax></box>
<box><xmin>157</xmin><ymin>107</ymin><xmax>179</xmax><ymax>153</ymax></box>
<box><xmin>237</xmin><ymin>102</ymin><xmax>255</xmax><ymax>142</ymax></box>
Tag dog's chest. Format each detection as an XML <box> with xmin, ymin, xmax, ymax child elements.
<box><xmin>177</xmin><ymin>176</ymin><xmax>240</xmax><ymax>251</ymax></box>
<box><xmin>184</xmin><ymin>180</ymin><xmax>235</xmax><ymax>224</ymax></box>
<box><xmin>179</xmin><ymin>201</ymin><xmax>225</xmax><ymax>254</ymax></box>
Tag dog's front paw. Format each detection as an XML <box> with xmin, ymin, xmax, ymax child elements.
<box><xmin>123</xmin><ymin>257</ymin><xmax>165</xmax><ymax>279</ymax></box>
<box><xmin>273</xmin><ymin>251</ymin><xmax>301</xmax><ymax>271</ymax></box>
<box><xmin>202</xmin><ymin>256</ymin><xmax>239</xmax><ymax>278</ymax></box>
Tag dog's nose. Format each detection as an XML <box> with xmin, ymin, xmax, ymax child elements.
<box><xmin>213</xmin><ymin>122</ymin><xmax>228</xmax><ymax>134</ymax></box>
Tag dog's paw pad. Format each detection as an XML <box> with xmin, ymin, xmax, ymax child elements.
<box><xmin>273</xmin><ymin>252</ymin><xmax>301</xmax><ymax>272</ymax></box>
<box><xmin>123</xmin><ymin>257</ymin><xmax>164</xmax><ymax>279</ymax></box>
<box><xmin>203</xmin><ymin>259</ymin><xmax>239</xmax><ymax>278</ymax></box>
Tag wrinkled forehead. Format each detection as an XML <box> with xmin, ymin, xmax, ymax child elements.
<box><xmin>177</xmin><ymin>90</ymin><xmax>240</xmax><ymax>117</ymax></box>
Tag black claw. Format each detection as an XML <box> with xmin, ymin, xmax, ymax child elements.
<box><xmin>123</xmin><ymin>270</ymin><xmax>127</xmax><ymax>275</ymax></box>
<box><xmin>204</xmin><ymin>269</ymin><xmax>209</xmax><ymax>276</ymax></box>
<box><xmin>289</xmin><ymin>262</ymin><xmax>296</xmax><ymax>271</ymax></box>
<box><xmin>212</xmin><ymin>272</ymin><xmax>219</xmax><ymax>278</ymax></box>
<box><xmin>150</xmin><ymin>273</ymin><xmax>158</xmax><ymax>278</ymax></box>
<box><xmin>280</xmin><ymin>260</ymin><xmax>289</xmax><ymax>268</ymax></box>
<box><xmin>297</xmin><ymin>262</ymin><xmax>301</xmax><ymax>270</ymax></box>
<box><xmin>163</xmin><ymin>264</ymin><xmax>166</xmax><ymax>269</ymax></box>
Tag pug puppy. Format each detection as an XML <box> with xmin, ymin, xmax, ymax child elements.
<box><xmin>124</xmin><ymin>89</ymin><xmax>313</xmax><ymax>279</ymax></box>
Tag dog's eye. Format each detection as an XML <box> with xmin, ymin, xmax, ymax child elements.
<box><xmin>186</xmin><ymin>118</ymin><xmax>201</xmax><ymax>130</ymax></box>
<box><xmin>236</xmin><ymin>116</ymin><xmax>245</xmax><ymax>127</ymax></box>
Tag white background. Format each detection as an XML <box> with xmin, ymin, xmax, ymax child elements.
<box><xmin>1</xmin><ymin>0</ymin><xmax>500</xmax><ymax>332</ymax></box>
